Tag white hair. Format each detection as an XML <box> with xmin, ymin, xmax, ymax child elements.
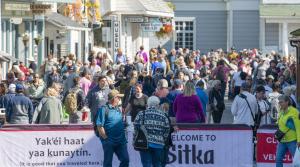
<box><xmin>147</xmin><ymin>96</ymin><xmax>160</xmax><ymax>107</ymax></box>
<box><xmin>283</xmin><ymin>86</ymin><xmax>292</xmax><ymax>96</ymax></box>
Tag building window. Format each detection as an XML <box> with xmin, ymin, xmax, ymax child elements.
<box><xmin>174</xmin><ymin>18</ymin><xmax>196</xmax><ymax>50</ymax></box>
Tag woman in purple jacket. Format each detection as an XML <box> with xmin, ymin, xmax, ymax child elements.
<box><xmin>173</xmin><ymin>80</ymin><xmax>205</xmax><ymax>123</ymax></box>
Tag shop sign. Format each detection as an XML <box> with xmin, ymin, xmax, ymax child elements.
<box><xmin>113</xmin><ymin>21</ymin><xmax>120</xmax><ymax>55</ymax></box>
<box><xmin>5</xmin><ymin>3</ymin><xmax>30</xmax><ymax>11</ymax></box>
<box><xmin>125</xmin><ymin>17</ymin><xmax>148</xmax><ymax>23</ymax></box>
<box><xmin>30</xmin><ymin>4</ymin><xmax>52</xmax><ymax>14</ymax></box>
<box><xmin>10</xmin><ymin>18</ymin><xmax>23</xmax><ymax>24</ymax></box>
<box><xmin>140</xmin><ymin>23</ymin><xmax>162</xmax><ymax>32</ymax></box>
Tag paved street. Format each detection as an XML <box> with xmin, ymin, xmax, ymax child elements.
<box><xmin>221</xmin><ymin>98</ymin><xmax>234</xmax><ymax>124</ymax></box>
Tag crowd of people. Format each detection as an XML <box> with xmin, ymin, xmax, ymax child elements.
<box><xmin>0</xmin><ymin>45</ymin><xmax>299</xmax><ymax>167</ymax></box>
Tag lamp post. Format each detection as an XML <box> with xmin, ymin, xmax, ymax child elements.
<box><xmin>290</xmin><ymin>29</ymin><xmax>300</xmax><ymax>103</ymax></box>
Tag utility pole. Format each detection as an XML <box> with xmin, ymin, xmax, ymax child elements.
<box><xmin>290</xmin><ymin>29</ymin><xmax>300</xmax><ymax>104</ymax></box>
<box><xmin>0</xmin><ymin>0</ymin><xmax>2</xmax><ymax>52</ymax></box>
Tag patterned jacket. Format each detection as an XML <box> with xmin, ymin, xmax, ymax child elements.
<box><xmin>134</xmin><ymin>107</ymin><xmax>170</xmax><ymax>146</ymax></box>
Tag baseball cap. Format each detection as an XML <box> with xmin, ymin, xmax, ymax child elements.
<box><xmin>267</xmin><ymin>75</ymin><xmax>274</xmax><ymax>80</ymax></box>
<box><xmin>108</xmin><ymin>89</ymin><xmax>124</xmax><ymax>101</ymax></box>
<box><xmin>16</xmin><ymin>84</ymin><xmax>24</xmax><ymax>91</ymax></box>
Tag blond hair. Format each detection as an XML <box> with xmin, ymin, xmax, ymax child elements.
<box><xmin>45</xmin><ymin>87</ymin><xmax>59</xmax><ymax>97</ymax></box>
<box><xmin>183</xmin><ymin>80</ymin><xmax>195</xmax><ymax>96</ymax></box>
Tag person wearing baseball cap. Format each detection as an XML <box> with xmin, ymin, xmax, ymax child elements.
<box><xmin>6</xmin><ymin>84</ymin><xmax>33</xmax><ymax>124</ymax></box>
<box><xmin>95</xmin><ymin>89</ymin><xmax>128</xmax><ymax>167</ymax></box>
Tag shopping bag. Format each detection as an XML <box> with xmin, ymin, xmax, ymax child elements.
<box><xmin>293</xmin><ymin>147</ymin><xmax>300</xmax><ymax>167</ymax></box>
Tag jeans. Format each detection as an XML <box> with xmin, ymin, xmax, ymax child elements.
<box><xmin>139</xmin><ymin>147</ymin><xmax>163</xmax><ymax>167</ymax></box>
<box><xmin>161</xmin><ymin>147</ymin><xmax>169</xmax><ymax>167</ymax></box>
<box><xmin>101</xmin><ymin>140</ymin><xmax>129</xmax><ymax>167</ymax></box>
<box><xmin>275</xmin><ymin>140</ymin><xmax>296</xmax><ymax>167</ymax></box>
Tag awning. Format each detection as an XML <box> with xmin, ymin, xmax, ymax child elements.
<box><xmin>105</xmin><ymin>0</ymin><xmax>174</xmax><ymax>18</ymax></box>
<box><xmin>260</xmin><ymin>5</ymin><xmax>300</xmax><ymax>18</ymax></box>
<box><xmin>45</xmin><ymin>12</ymin><xmax>90</xmax><ymax>31</ymax></box>
<box><xmin>0</xmin><ymin>51</ymin><xmax>15</xmax><ymax>62</ymax></box>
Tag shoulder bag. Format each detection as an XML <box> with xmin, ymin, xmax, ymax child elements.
<box><xmin>133</xmin><ymin>110</ymin><xmax>148</xmax><ymax>151</ymax></box>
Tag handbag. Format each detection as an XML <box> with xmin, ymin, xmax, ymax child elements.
<box><xmin>274</xmin><ymin>128</ymin><xmax>289</xmax><ymax>142</ymax></box>
<box><xmin>133</xmin><ymin>111</ymin><xmax>148</xmax><ymax>151</ymax></box>
<box><xmin>293</xmin><ymin>147</ymin><xmax>300</xmax><ymax>167</ymax></box>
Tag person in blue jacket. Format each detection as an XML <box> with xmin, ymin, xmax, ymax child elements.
<box><xmin>6</xmin><ymin>84</ymin><xmax>33</xmax><ymax>124</ymax></box>
<box><xmin>195</xmin><ymin>80</ymin><xmax>209</xmax><ymax>118</ymax></box>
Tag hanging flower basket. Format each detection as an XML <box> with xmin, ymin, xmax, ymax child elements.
<box><xmin>34</xmin><ymin>35</ymin><xmax>43</xmax><ymax>45</ymax></box>
<box><xmin>155</xmin><ymin>24</ymin><xmax>173</xmax><ymax>39</ymax></box>
<box><xmin>22</xmin><ymin>33</ymin><xmax>30</xmax><ymax>46</ymax></box>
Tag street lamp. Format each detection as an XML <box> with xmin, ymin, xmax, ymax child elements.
<box><xmin>289</xmin><ymin>28</ymin><xmax>300</xmax><ymax>103</ymax></box>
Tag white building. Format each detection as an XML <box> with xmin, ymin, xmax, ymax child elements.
<box><xmin>45</xmin><ymin>12</ymin><xmax>92</xmax><ymax>62</ymax></box>
<box><xmin>260</xmin><ymin>0</ymin><xmax>300</xmax><ymax>57</ymax></box>
<box><xmin>100</xmin><ymin>0</ymin><xmax>174</xmax><ymax>61</ymax></box>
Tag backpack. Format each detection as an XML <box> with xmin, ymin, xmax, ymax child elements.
<box><xmin>93</xmin><ymin>106</ymin><xmax>109</xmax><ymax>138</ymax></box>
<box><xmin>133</xmin><ymin>110</ymin><xmax>148</xmax><ymax>151</ymax></box>
<box><xmin>269</xmin><ymin>95</ymin><xmax>280</xmax><ymax>121</ymax></box>
<box><xmin>64</xmin><ymin>89</ymin><xmax>80</xmax><ymax>114</ymax></box>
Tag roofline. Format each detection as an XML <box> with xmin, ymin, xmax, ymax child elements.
<box><xmin>46</xmin><ymin>20</ymin><xmax>90</xmax><ymax>31</ymax></box>
<box><xmin>106</xmin><ymin>10</ymin><xmax>174</xmax><ymax>18</ymax></box>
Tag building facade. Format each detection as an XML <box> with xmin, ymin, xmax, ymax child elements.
<box><xmin>45</xmin><ymin>12</ymin><xmax>92</xmax><ymax>61</ymax></box>
<box><xmin>161</xmin><ymin>0</ymin><xmax>260</xmax><ymax>53</ymax></box>
<box><xmin>100</xmin><ymin>0</ymin><xmax>174</xmax><ymax>61</ymax></box>
<box><xmin>260</xmin><ymin>0</ymin><xmax>300</xmax><ymax>57</ymax></box>
<box><xmin>0</xmin><ymin>0</ymin><xmax>92</xmax><ymax>71</ymax></box>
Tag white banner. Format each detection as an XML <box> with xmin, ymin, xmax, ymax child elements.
<box><xmin>168</xmin><ymin>130</ymin><xmax>253</xmax><ymax>167</ymax></box>
<box><xmin>0</xmin><ymin>126</ymin><xmax>253</xmax><ymax>167</ymax></box>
